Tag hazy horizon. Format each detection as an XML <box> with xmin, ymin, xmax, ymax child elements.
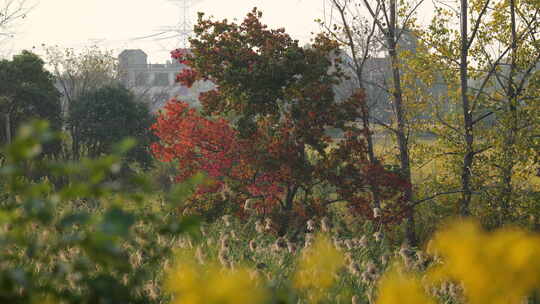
<box><xmin>3</xmin><ymin>0</ymin><xmax>323</xmax><ymax>63</ymax></box>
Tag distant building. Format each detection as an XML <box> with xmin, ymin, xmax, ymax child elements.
<box><xmin>335</xmin><ymin>28</ymin><xmax>450</xmax><ymax>123</ymax></box>
<box><xmin>119</xmin><ymin>31</ymin><xmax>445</xmax><ymax>121</ymax></box>
<box><xmin>118</xmin><ymin>49</ymin><xmax>213</xmax><ymax>111</ymax></box>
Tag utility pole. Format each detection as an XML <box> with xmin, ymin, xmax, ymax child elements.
<box><xmin>130</xmin><ymin>0</ymin><xmax>203</xmax><ymax>55</ymax></box>
<box><xmin>155</xmin><ymin>0</ymin><xmax>204</xmax><ymax>49</ymax></box>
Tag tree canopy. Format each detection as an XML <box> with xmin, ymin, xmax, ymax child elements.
<box><xmin>69</xmin><ymin>85</ymin><xmax>155</xmax><ymax>169</ymax></box>
<box><xmin>152</xmin><ymin>8</ymin><xmax>410</xmax><ymax>230</ymax></box>
<box><xmin>0</xmin><ymin>50</ymin><xmax>61</xmax><ymax>155</ymax></box>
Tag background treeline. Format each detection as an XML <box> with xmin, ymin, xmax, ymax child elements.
<box><xmin>0</xmin><ymin>47</ymin><xmax>156</xmax><ymax>172</ymax></box>
<box><xmin>0</xmin><ymin>0</ymin><xmax>539</xmax><ymax>303</ymax></box>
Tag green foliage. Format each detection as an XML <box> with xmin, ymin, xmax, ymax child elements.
<box><xmin>68</xmin><ymin>85</ymin><xmax>155</xmax><ymax>169</ymax></box>
<box><xmin>0</xmin><ymin>120</ymin><xmax>204</xmax><ymax>303</ymax></box>
<box><xmin>0</xmin><ymin>50</ymin><xmax>62</xmax><ymax>155</ymax></box>
<box><xmin>402</xmin><ymin>0</ymin><xmax>540</xmax><ymax>230</ymax></box>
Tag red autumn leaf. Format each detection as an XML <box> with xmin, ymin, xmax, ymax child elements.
<box><xmin>152</xmin><ymin>8</ymin><xmax>411</xmax><ymax>229</ymax></box>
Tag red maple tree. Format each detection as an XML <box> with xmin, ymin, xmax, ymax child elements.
<box><xmin>152</xmin><ymin>8</ymin><xmax>410</xmax><ymax>229</ymax></box>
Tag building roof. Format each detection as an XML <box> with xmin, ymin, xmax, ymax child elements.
<box><xmin>119</xmin><ymin>49</ymin><xmax>147</xmax><ymax>57</ymax></box>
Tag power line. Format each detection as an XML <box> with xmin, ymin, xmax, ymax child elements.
<box><xmin>131</xmin><ymin>0</ymin><xmax>203</xmax><ymax>51</ymax></box>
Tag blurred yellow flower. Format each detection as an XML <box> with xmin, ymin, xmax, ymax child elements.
<box><xmin>294</xmin><ymin>234</ymin><xmax>345</xmax><ymax>302</ymax></box>
<box><xmin>165</xmin><ymin>250</ymin><xmax>268</xmax><ymax>304</ymax></box>
<box><xmin>376</xmin><ymin>264</ymin><xmax>435</xmax><ymax>304</ymax></box>
<box><xmin>427</xmin><ymin>219</ymin><xmax>540</xmax><ymax>304</ymax></box>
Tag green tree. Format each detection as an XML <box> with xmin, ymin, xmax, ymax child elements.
<box><xmin>458</xmin><ymin>0</ymin><xmax>540</xmax><ymax>227</ymax></box>
<box><xmin>406</xmin><ymin>0</ymin><xmax>540</xmax><ymax>227</ymax></box>
<box><xmin>44</xmin><ymin>45</ymin><xmax>119</xmax><ymax>117</ymax></box>
<box><xmin>68</xmin><ymin>85</ymin><xmax>154</xmax><ymax>169</ymax></box>
<box><xmin>0</xmin><ymin>50</ymin><xmax>61</xmax><ymax>154</ymax></box>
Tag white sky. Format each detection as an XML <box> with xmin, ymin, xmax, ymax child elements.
<box><xmin>4</xmin><ymin>0</ymin><xmax>324</xmax><ymax>63</ymax></box>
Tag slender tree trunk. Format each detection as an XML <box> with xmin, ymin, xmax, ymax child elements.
<box><xmin>388</xmin><ymin>0</ymin><xmax>416</xmax><ymax>246</ymax></box>
<box><xmin>71</xmin><ymin>126</ymin><xmax>79</xmax><ymax>160</ymax></box>
<box><xmin>279</xmin><ymin>186</ymin><xmax>298</xmax><ymax>236</ymax></box>
<box><xmin>359</xmin><ymin>100</ymin><xmax>383</xmax><ymax>208</ymax></box>
<box><xmin>499</xmin><ymin>0</ymin><xmax>519</xmax><ymax>225</ymax></box>
<box><xmin>356</xmin><ymin>98</ymin><xmax>377</xmax><ymax>164</ymax></box>
<box><xmin>331</xmin><ymin>0</ymin><xmax>382</xmax><ymax>209</ymax></box>
<box><xmin>4</xmin><ymin>113</ymin><xmax>11</xmax><ymax>145</ymax></box>
<box><xmin>459</xmin><ymin>0</ymin><xmax>474</xmax><ymax>217</ymax></box>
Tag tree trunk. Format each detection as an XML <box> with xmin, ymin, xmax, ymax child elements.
<box><xmin>359</xmin><ymin>100</ymin><xmax>383</xmax><ymax>209</ymax></box>
<box><xmin>278</xmin><ymin>186</ymin><xmax>298</xmax><ymax>236</ymax></box>
<box><xmin>71</xmin><ymin>126</ymin><xmax>79</xmax><ymax>160</ymax></box>
<box><xmin>388</xmin><ymin>0</ymin><xmax>416</xmax><ymax>246</ymax></box>
<box><xmin>459</xmin><ymin>0</ymin><xmax>474</xmax><ymax>217</ymax></box>
<box><xmin>333</xmin><ymin>0</ymin><xmax>382</xmax><ymax>210</ymax></box>
<box><xmin>4</xmin><ymin>113</ymin><xmax>11</xmax><ymax>145</ymax></box>
<box><xmin>499</xmin><ymin>0</ymin><xmax>519</xmax><ymax>225</ymax></box>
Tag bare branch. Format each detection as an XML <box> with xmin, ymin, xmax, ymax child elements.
<box><xmin>0</xmin><ymin>0</ymin><xmax>34</xmax><ymax>38</ymax></box>
<box><xmin>410</xmin><ymin>189</ymin><xmax>464</xmax><ymax>207</ymax></box>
